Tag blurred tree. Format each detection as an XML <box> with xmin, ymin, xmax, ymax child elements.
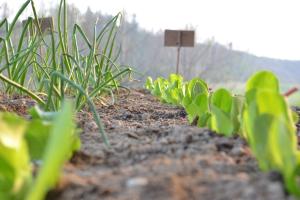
<box><xmin>0</xmin><ymin>2</ymin><xmax>10</xmax><ymax>19</ymax></box>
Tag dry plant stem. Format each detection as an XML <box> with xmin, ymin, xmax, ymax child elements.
<box><xmin>284</xmin><ymin>87</ymin><xmax>299</xmax><ymax>97</ymax></box>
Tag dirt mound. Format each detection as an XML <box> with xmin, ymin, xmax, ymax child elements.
<box><xmin>50</xmin><ymin>89</ymin><xmax>288</xmax><ymax>200</ymax></box>
<box><xmin>0</xmin><ymin>90</ymin><xmax>290</xmax><ymax>199</ymax></box>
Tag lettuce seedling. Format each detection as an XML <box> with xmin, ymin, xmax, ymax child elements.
<box><xmin>243</xmin><ymin>71</ymin><xmax>300</xmax><ymax>196</ymax></box>
<box><xmin>151</xmin><ymin>77</ymin><xmax>167</xmax><ymax>99</ymax></box>
<box><xmin>208</xmin><ymin>88</ymin><xmax>237</xmax><ymax>136</ymax></box>
<box><xmin>25</xmin><ymin>101</ymin><xmax>80</xmax><ymax>200</ymax></box>
<box><xmin>163</xmin><ymin>74</ymin><xmax>185</xmax><ymax>105</ymax></box>
<box><xmin>25</xmin><ymin>105</ymin><xmax>80</xmax><ymax>160</ymax></box>
<box><xmin>145</xmin><ymin>77</ymin><xmax>154</xmax><ymax>91</ymax></box>
<box><xmin>182</xmin><ymin>78</ymin><xmax>210</xmax><ymax>125</ymax></box>
<box><xmin>182</xmin><ymin>78</ymin><xmax>209</xmax><ymax>107</ymax></box>
<box><xmin>0</xmin><ymin>113</ymin><xmax>31</xmax><ymax>200</ymax></box>
<box><xmin>185</xmin><ymin>93</ymin><xmax>210</xmax><ymax>127</ymax></box>
<box><xmin>230</xmin><ymin>95</ymin><xmax>244</xmax><ymax>133</ymax></box>
<box><xmin>145</xmin><ymin>74</ymin><xmax>185</xmax><ymax>105</ymax></box>
<box><xmin>0</xmin><ymin>101</ymin><xmax>80</xmax><ymax>200</ymax></box>
<box><xmin>146</xmin><ymin>71</ymin><xmax>300</xmax><ymax>196</ymax></box>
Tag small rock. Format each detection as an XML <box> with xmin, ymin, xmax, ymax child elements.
<box><xmin>237</xmin><ymin>172</ymin><xmax>249</xmax><ymax>181</ymax></box>
<box><xmin>126</xmin><ymin>177</ymin><xmax>148</xmax><ymax>188</ymax></box>
<box><xmin>141</xmin><ymin>113</ymin><xmax>150</xmax><ymax>120</ymax></box>
<box><xmin>231</xmin><ymin>145</ymin><xmax>245</xmax><ymax>156</ymax></box>
<box><xmin>127</xmin><ymin>132</ymin><xmax>139</xmax><ymax>140</ymax></box>
<box><xmin>243</xmin><ymin>186</ymin><xmax>255</xmax><ymax>198</ymax></box>
<box><xmin>215</xmin><ymin>139</ymin><xmax>234</xmax><ymax>152</ymax></box>
<box><xmin>184</xmin><ymin>134</ymin><xmax>193</xmax><ymax>144</ymax></box>
<box><xmin>267</xmin><ymin>182</ymin><xmax>282</xmax><ymax>194</ymax></box>
<box><xmin>160</xmin><ymin>137</ymin><xmax>168</xmax><ymax>144</ymax></box>
<box><xmin>86</xmin><ymin>121</ymin><xmax>98</xmax><ymax>131</ymax></box>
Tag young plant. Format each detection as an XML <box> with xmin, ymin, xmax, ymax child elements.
<box><xmin>26</xmin><ymin>101</ymin><xmax>80</xmax><ymax>200</ymax></box>
<box><xmin>146</xmin><ymin>71</ymin><xmax>300</xmax><ymax>196</ymax></box>
<box><xmin>208</xmin><ymin>88</ymin><xmax>234</xmax><ymax>136</ymax></box>
<box><xmin>0</xmin><ymin>101</ymin><xmax>80</xmax><ymax>199</ymax></box>
<box><xmin>0</xmin><ymin>0</ymin><xmax>133</xmax><ymax>146</ymax></box>
<box><xmin>183</xmin><ymin>78</ymin><xmax>210</xmax><ymax>126</ymax></box>
<box><xmin>0</xmin><ymin>113</ymin><xmax>31</xmax><ymax>200</ymax></box>
<box><xmin>242</xmin><ymin>71</ymin><xmax>300</xmax><ymax>196</ymax></box>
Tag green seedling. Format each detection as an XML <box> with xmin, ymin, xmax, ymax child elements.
<box><xmin>208</xmin><ymin>88</ymin><xmax>235</xmax><ymax>136</ymax></box>
<box><xmin>26</xmin><ymin>101</ymin><xmax>80</xmax><ymax>200</ymax></box>
<box><xmin>146</xmin><ymin>70</ymin><xmax>300</xmax><ymax>197</ymax></box>
<box><xmin>0</xmin><ymin>0</ymin><xmax>132</xmax><ymax>146</ymax></box>
<box><xmin>0</xmin><ymin>113</ymin><xmax>31</xmax><ymax>200</ymax></box>
<box><xmin>0</xmin><ymin>101</ymin><xmax>79</xmax><ymax>200</ymax></box>
<box><xmin>243</xmin><ymin>71</ymin><xmax>300</xmax><ymax>196</ymax></box>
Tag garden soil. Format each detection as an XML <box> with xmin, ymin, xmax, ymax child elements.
<box><xmin>0</xmin><ymin>89</ymin><xmax>296</xmax><ymax>200</ymax></box>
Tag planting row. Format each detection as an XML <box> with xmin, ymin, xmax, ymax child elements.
<box><xmin>0</xmin><ymin>0</ymin><xmax>132</xmax><ymax>199</ymax></box>
<box><xmin>0</xmin><ymin>0</ymin><xmax>133</xmax><ymax>146</ymax></box>
<box><xmin>145</xmin><ymin>71</ymin><xmax>300</xmax><ymax>196</ymax></box>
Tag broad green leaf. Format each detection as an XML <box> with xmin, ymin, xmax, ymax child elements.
<box><xmin>251</xmin><ymin>114</ymin><xmax>274</xmax><ymax>170</ymax></box>
<box><xmin>246</xmin><ymin>71</ymin><xmax>279</xmax><ymax>103</ymax></box>
<box><xmin>292</xmin><ymin>111</ymin><xmax>299</xmax><ymax>124</ymax></box>
<box><xmin>209</xmin><ymin>88</ymin><xmax>236</xmax><ymax>136</ymax></box>
<box><xmin>209</xmin><ymin>105</ymin><xmax>234</xmax><ymax>136</ymax></box>
<box><xmin>25</xmin><ymin>120</ymin><xmax>52</xmax><ymax>160</ymax></box>
<box><xmin>29</xmin><ymin>105</ymin><xmax>57</xmax><ymax>121</ymax></box>
<box><xmin>197</xmin><ymin>113</ymin><xmax>211</xmax><ymax>127</ymax></box>
<box><xmin>0</xmin><ymin>113</ymin><xmax>31</xmax><ymax>199</ymax></box>
<box><xmin>243</xmin><ymin>87</ymin><xmax>300</xmax><ymax>196</ymax></box>
<box><xmin>230</xmin><ymin>96</ymin><xmax>244</xmax><ymax>133</ymax></box>
<box><xmin>211</xmin><ymin>88</ymin><xmax>232</xmax><ymax>114</ymax></box>
<box><xmin>152</xmin><ymin>77</ymin><xmax>167</xmax><ymax>98</ymax></box>
<box><xmin>168</xmin><ymin>74</ymin><xmax>183</xmax><ymax>87</ymax></box>
<box><xmin>26</xmin><ymin>101</ymin><xmax>80</xmax><ymax>200</ymax></box>
<box><xmin>145</xmin><ymin>77</ymin><xmax>154</xmax><ymax>90</ymax></box>
<box><xmin>246</xmin><ymin>71</ymin><xmax>279</xmax><ymax>93</ymax></box>
<box><xmin>182</xmin><ymin>94</ymin><xmax>192</xmax><ymax>108</ymax></box>
<box><xmin>185</xmin><ymin>93</ymin><xmax>209</xmax><ymax>124</ymax></box>
<box><xmin>189</xmin><ymin>78</ymin><xmax>209</xmax><ymax>98</ymax></box>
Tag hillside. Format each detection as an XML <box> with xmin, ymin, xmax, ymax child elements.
<box><xmin>2</xmin><ymin>3</ymin><xmax>299</xmax><ymax>86</ymax></box>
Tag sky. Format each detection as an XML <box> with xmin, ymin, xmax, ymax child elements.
<box><xmin>1</xmin><ymin>0</ymin><xmax>300</xmax><ymax>60</ymax></box>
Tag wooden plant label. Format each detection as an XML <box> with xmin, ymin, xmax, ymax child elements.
<box><xmin>22</xmin><ymin>17</ymin><xmax>54</xmax><ymax>35</ymax></box>
<box><xmin>164</xmin><ymin>29</ymin><xmax>195</xmax><ymax>74</ymax></box>
<box><xmin>164</xmin><ymin>30</ymin><xmax>195</xmax><ymax>47</ymax></box>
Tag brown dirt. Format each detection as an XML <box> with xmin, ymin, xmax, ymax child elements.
<box><xmin>0</xmin><ymin>90</ymin><xmax>294</xmax><ymax>200</ymax></box>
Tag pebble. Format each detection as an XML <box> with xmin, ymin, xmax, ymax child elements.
<box><xmin>126</xmin><ymin>177</ymin><xmax>148</xmax><ymax>188</ymax></box>
<box><xmin>141</xmin><ymin>113</ymin><xmax>150</xmax><ymax>120</ymax></box>
<box><xmin>86</xmin><ymin>121</ymin><xmax>98</xmax><ymax>131</ymax></box>
<box><xmin>231</xmin><ymin>145</ymin><xmax>245</xmax><ymax>156</ymax></box>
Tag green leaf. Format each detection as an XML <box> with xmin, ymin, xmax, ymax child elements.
<box><xmin>197</xmin><ymin>113</ymin><xmax>211</xmax><ymax>127</ymax></box>
<box><xmin>189</xmin><ymin>78</ymin><xmax>209</xmax><ymax>97</ymax></box>
<box><xmin>29</xmin><ymin>105</ymin><xmax>58</xmax><ymax>121</ymax></box>
<box><xmin>245</xmin><ymin>71</ymin><xmax>279</xmax><ymax>103</ymax></box>
<box><xmin>292</xmin><ymin>111</ymin><xmax>299</xmax><ymax>125</ymax></box>
<box><xmin>25</xmin><ymin>101</ymin><xmax>80</xmax><ymax>200</ymax></box>
<box><xmin>0</xmin><ymin>113</ymin><xmax>31</xmax><ymax>199</ymax></box>
<box><xmin>243</xmin><ymin>88</ymin><xmax>300</xmax><ymax>196</ymax></box>
<box><xmin>182</xmin><ymin>78</ymin><xmax>208</xmax><ymax>108</ymax></box>
<box><xmin>246</xmin><ymin>71</ymin><xmax>279</xmax><ymax>93</ymax></box>
<box><xmin>151</xmin><ymin>77</ymin><xmax>165</xmax><ymax>97</ymax></box>
<box><xmin>230</xmin><ymin>96</ymin><xmax>244</xmax><ymax>133</ymax></box>
<box><xmin>25</xmin><ymin>120</ymin><xmax>52</xmax><ymax>160</ymax></box>
<box><xmin>185</xmin><ymin>93</ymin><xmax>209</xmax><ymax>124</ymax></box>
<box><xmin>168</xmin><ymin>74</ymin><xmax>183</xmax><ymax>87</ymax></box>
<box><xmin>209</xmin><ymin>105</ymin><xmax>234</xmax><ymax>136</ymax></box>
<box><xmin>208</xmin><ymin>88</ymin><xmax>236</xmax><ymax>136</ymax></box>
<box><xmin>211</xmin><ymin>88</ymin><xmax>232</xmax><ymax>113</ymax></box>
<box><xmin>145</xmin><ymin>77</ymin><xmax>154</xmax><ymax>90</ymax></box>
